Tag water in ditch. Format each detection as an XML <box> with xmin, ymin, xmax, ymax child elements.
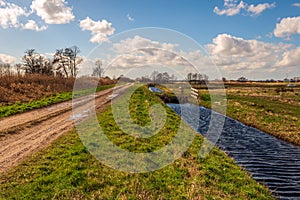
<box><xmin>167</xmin><ymin>103</ymin><xmax>300</xmax><ymax>200</ymax></box>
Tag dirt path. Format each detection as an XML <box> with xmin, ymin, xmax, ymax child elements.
<box><xmin>0</xmin><ymin>84</ymin><xmax>130</xmax><ymax>174</ymax></box>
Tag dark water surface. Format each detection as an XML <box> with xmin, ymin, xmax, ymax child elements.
<box><xmin>167</xmin><ymin>103</ymin><xmax>300</xmax><ymax>200</ymax></box>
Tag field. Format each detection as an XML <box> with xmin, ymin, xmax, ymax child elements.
<box><xmin>197</xmin><ymin>82</ymin><xmax>300</xmax><ymax>146</ymax></box>
<box><xmin>0</xmin><ymin>86</ymin><xmax>272</xmax><ymax>199</ymax></box>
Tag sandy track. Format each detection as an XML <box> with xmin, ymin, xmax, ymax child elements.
<box><xmin>0</xmin><ymin>84</ymin><xmax>130</xmax><ymax>174</ymax></box>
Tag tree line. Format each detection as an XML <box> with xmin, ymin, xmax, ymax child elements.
<box><xmin>0</xmin><ymin>46</ymin><xmax>82</xmax><ymax>78</ymax></box>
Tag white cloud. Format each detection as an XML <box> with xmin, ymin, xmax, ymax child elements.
<box><xmin>0</xmin><ymin>0</ymin><xmax>6</xmax><ymax>6</ymax></box>
<box><xmin>214</xmin><ymin>0</ymin><xmax>246</xmax><ymax>16</ymax></box>
<box><xmin>214</xmin><ymin>0</ymin><xmax>275</xmax><ymax>16</ymax></box>
<box><xmin>206</xmin><ymin>33</ymin><xmax>291</xmax><ymax>72</ymax></box>
<box><xmin>0</xmin><ymin>0</ymin><xmax>75</xmax><ymax>31</ymax></box>
<box><xmin>106</xmin><ymin>36</ymin><xmax>215</xmax><ymax>79</ymax></box>
<box><xmin>80</xmin><ymin>17</ymin><xmax>115</xmax><ymax>44</ymax></box>
<box><xmin>274</xmin><ymin>16</ymin><xmax>300</xmax><ymax>39</ymax></box>
<box><xmin>276</xmin><ymin>46</ymin><xmax>300</xmax><ymax>67</ymax></box>
<box><xmin>110</xmin><ymin>36</ymin><xmax>188</xmax><ymax>68</ymax></box>
<box><xmin>113</xmin><ymin>35</ymin><xmax>177</xmax><ymax>53</ymax></box>
<box><xmin>292</xmin><ymin>3</ymin><xmax>300</xmax><ymax>7</ymax></box>
<box><xmin>127</xmin><ymin>14</ymin><xmax>134</xmax><ymax>22</ymax></box>
<box><xmin>0</xmin><ymin>53</ymin><xmax>16</xmax><ymax>64</ymax></box>
<box><xmin>22</xmin><ymin>20</ymin><xmax>47</xmax><ymax>31</ymax></box>
<box><xmin>31</xmin><ymin>0</ymin><xmax>75</xmax><ymax>24</ymax></box>
<box><xmin>0</xmin><ymin>1</ymin><xmax>29</xmax><ymax>29</ymax></box>
<box><xmin>247</xmin><ymin>2</ymin><xmax>275</xmax><ymax>15</ymax></box>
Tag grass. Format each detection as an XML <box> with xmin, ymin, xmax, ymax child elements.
<box><xmin>0</xmin><ymin>85</ymin><xmax>273</xmax><ymax>199</ymax></box>
<box><xmin>198</xmin><ymin>84</ymin><xmax>300</xmax><ymax>146</ymax></box>
<box><xmin>0</xmin><ymin>84</ymin><xmax>115</xmax><ymax>119</ymax></box>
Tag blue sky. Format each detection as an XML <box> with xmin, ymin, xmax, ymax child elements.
<box><xmin>0</xmin><ymin>0</ymin><xmax>299</xmax><ymax>80</ymax></box>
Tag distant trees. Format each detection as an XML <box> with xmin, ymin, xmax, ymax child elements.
<box><xmin>15</xmin><ymin>46</ymin><xmax>83</xmax><ymax>78</ymax></box>
<box><xmin>0</xmin><ymin>63</ymin><xmax>13</xmax><ymax>76</ymax></box>
<box><xmin>22</xmin><ymin>49</ymin><xmax>53</xmax><ymax>76</ymax></box>
<box><xmin>187</xmin><ymin>72</ymin><xmax>208</xmax><ymax>83</ymax></box>
<box><xmin>150</xmin><ymin>71</ymin><xmax>176</xmax><ymax>83</ymax></box>
<box><xmin>92</xmin><ymin>60</ymin><xmax>105</xmax><ymax>78</ymax></box>
<box><xmin>237</xmin><ymin>76</ymin><xmax>248</xmax><ymax>82</ymax></box>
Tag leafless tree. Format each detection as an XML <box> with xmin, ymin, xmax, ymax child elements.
<box><xmin>187</xmin><ymin>73</ymin><xmax>192</xmax><ymax>81</ymax></box>
<box><xmin>63</xmin><ymin>46</ymin><xmax>82</xmax><ymax>77</ymax></box>
<box><xmin>92</xmin><ymin>60</ymin><xmax>105</xmax><ymax>78</ymax></box>
<box><xmin>53</xmin><ymin>46</ymin><xmax>82</xmax><ymax>77</ymax></box>
<box><xmin>22</xmin><ymin>49</ymin><xmax>53</xmax><ymax>75</ymax></box>
<box><xmin>53</xmin><ymin>49</ymin><xmax>70</xmax><ymax>78</ymax></box>
<box><xmin>0</xmin><ymin>63</ymin><xmax>12</xmax><ymax>76</ymax></box>
<box><xmin>151</xmin><ymin>71</ymin><xmax>159</xmax><ymax>82</ymax></box>
<box><xmin>15</xmin><ymin>63</ymin><xmax>22</xmax><ymax>76</ymax></box>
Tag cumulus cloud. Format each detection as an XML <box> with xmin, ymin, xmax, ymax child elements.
<box><xmin>113</xmin><ymin>35</ymin><xmax>177</xmax><ymax>53</ymax></box>
<box><xmin>110</xmin><ymin>36</ymin><xmax>188</xmax><ymax>68</ymax></box>
<box><xmin>0</xmin><ymin>0</ymin><xmax>75</xmax><ymax>31</ymax></box>
<box><xmin>214</xmin><ymin>0</ymin><xmax>275</xmax><ymax>16</ymax></box>
<box><xmin>0</xmin><ymin>1</ymin><xmax>29</xmax><ymax>29</ymax></box>
<box><xmin>0</xmin><ymin>53</ymin><xmax>16</xmax><ymax>64</ymax></box>
<box><xmin>80</xmin><ymin>17</ymin><xmax>115</xmax><ymax>44</ymax></box>
<box><xmin>206</xmin><ymin>33</ymin><xmax>291</xmax><ymax>72</ymax></box>
<box><xmin>276</xmin><ymin>46</ymin><xmax>300</xmax><ymax>67</ymax></box>
<box><xmin>84</xmin><ymin>33</ymin><xmax>300</xmax><ymax>79</ymax></box>
<box><xmin>292</xmin><ymin>3</ymin><xmax>300</xmax><ymax>8</ymax></box>
<box><xmin>31</xmin><ymin>0</ymin><xmax>75</xmax><ymax>24</ymax></box>
<box><xmin>214</xmin><ymin>0</ymin><xmax>246</xmax><ymax>16</ymax></box>
<box><xmin>22</xmin><ymin>20</ymin><xmax>47</xmax><ymax>31</ymax></box>
<box><xmin>104</xmin><ymin>36</ymin><xmax>216</xmax><ymax>78</ymax></box>
<box><xmin>127</xmin><ymin>14</ymin><xmax>134</xmax><ymax>22</ymax></box>
<box><xmin>274</xmin><ymin>16</ymin><xmax>300</xmax><ymax>39</ymax></box>
<box><xmin>247</xmin><ymin>2</ymin><xmax>275</xmax><ymax>15</ymax></box>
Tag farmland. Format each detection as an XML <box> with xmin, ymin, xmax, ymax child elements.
<box><xmin>196</xmin><ymin>82</ymin><xmax>300</xmax><ymax>146</ymax></box>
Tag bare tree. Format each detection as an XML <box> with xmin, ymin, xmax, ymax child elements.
<box><xmin>151</xmin><ymin>71</ymin><xmax>159</xmax><ymax>83</ymax></box>
<box><xmin>22</xmin><ymin>49</ymin><xmax>53</xmax><ymax>75</ymax></box>
<box><xmin>53</xmin><ymin>46</ymin><xmax>82</xmax><ymax>78</ymax></box>
<box><xmin>92</xmin><ymin>60</ymin><xmax>105</xmax><ymax>78</ymax></box>
<box><xmin>15</xmin><ymin>63</ymin><xmax>22</xmax><ymax>76</ymax></box>
<box><xmin>187</xmin><ymin>73</ymin><xmax>192</xmax><ymax>81</ymax></box>
<box><xmin>0</xmin><ymin>63</ymin><xmax>12</xmax><ymax>76</ymax></box>
<box><xmin>53</xmin><ymin>49</ymin><xmax>70</xmax><ymax>78</ymax></box>
<box><xmin>63</xmin><ymin>46</ymin><xmax>82</xmax><ymax>77</ymax></box>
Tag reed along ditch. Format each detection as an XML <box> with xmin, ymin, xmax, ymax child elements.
<box><xmin>148</xmin><ymin>86</ymin><xmax>300</xmax><ymax>199</ymax></box>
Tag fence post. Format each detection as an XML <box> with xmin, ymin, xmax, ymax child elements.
<box><xmin>191</xmin><ymin>87</ymin><xmax>199</xmax><ymax>99</ymax></box>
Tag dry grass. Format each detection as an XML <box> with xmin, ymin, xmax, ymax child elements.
<box><xmin>0</xmin><ymin>75</ymin><xmax>75</xmax><ymax>105</ymax></box>
<box><xmin>0</xmin><ymin>75</ymin><xmax>116</xmax><ymax>106</ymax></box>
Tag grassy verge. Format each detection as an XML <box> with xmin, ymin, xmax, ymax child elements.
<box><xmin>0</xmin><ymin>84</ymin><xmax>115</xmax><ymax>119</ymax></box>
<box><xmin>198</xmin><ymin>85</ymin><xmax>300</xmax><ymax>146</ymax></box>
<box><xmin>0</xmin><ymin>85</ymin><xmax>272</xmax><ymax>199</ymax></box>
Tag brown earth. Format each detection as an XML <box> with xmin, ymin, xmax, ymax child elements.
<box><xmin>0</xmin><ymin>84</ymin><xmax>130</xmax><ymax>174</ymax></box>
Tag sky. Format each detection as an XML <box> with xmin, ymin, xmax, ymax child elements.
<box><xmin>0</xmin><ymin>0</ymin><xmax>299</xmax><ymax>80</ymax></box>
